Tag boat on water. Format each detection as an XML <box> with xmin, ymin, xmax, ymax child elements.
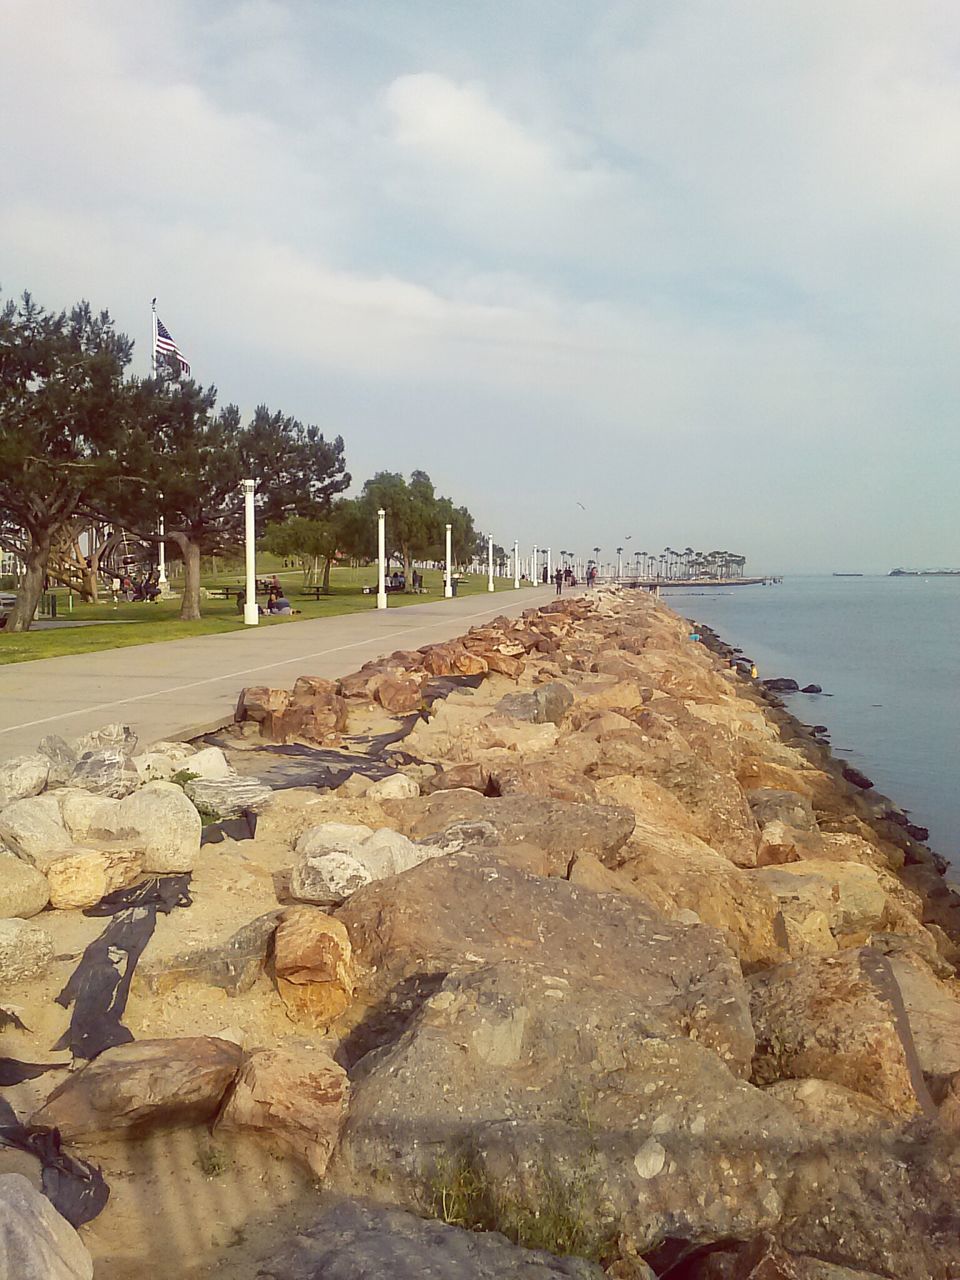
<box><xmin>889</xmin><ymin>568</ymin><xmax>960</xmax><ymax>577</ymax></box>
<box><xmin>833</xmin><ymin>573</ymin><xmax>863</xmax><ymax>577</ymax></box>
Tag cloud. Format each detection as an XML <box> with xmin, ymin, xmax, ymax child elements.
<box><xmin>1</xmin><ymin>0</ymin><xmax>958</xmax><ymax>570</ymax></box>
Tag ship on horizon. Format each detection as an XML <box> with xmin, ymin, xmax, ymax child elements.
<box><xmin>889</xmin><ymin>567</ymin><xmax>960</xmax><ymax>577</ymax></box>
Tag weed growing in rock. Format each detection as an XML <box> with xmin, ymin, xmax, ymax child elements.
<box><xmin>429</xmin><ymin>1150</ymin><xmax>616</xmax><ymax>1263</ymax></box>
<box><xmin>195</xmin><ymin>1146</ymin><xmax>228</xmax><ymax>1178</ymax></box>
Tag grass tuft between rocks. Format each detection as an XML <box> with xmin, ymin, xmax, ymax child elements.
<box><xmin>428</xmin><ymin>1150</ymin><xmax>617</xmax><ymax>1264</ymax></box>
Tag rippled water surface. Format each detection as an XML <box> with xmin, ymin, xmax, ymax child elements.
<box><xmin>670</xmin><ymin>575</ymin><xmax>960</xmax><ymax>863</ymax></box>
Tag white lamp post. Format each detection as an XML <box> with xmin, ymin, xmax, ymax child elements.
<box><xmin>532</xmin><ymin>543</ymin><xmax>538</xmax><ymax>586</ymax></box>
<box><xmin>444</xmin><ymin>523</ymin><xmax>453</xmax><ymax>598</ymax></box>
<box><xmin>377</xmin><ymin>508</ymin><xmax>387</xmax><ymax>609</ymax></box>
<box><xmin>242</xmin><ymin>478</ymin><xmax>258</xmax><ymax>626</ymax></box>
<box><xmin>546</xmin><ymin>547</ymin><xmax>552</xmax><ymax>580</ymax></box>
<box><xmin>157</xmin><ymin>491</ymin><xmax>167</xmax><ymax>587</ymax></box>
<box><xmin>513</xmin><ymin>539</ymin><xmax>520</xmax><ymax>589</ymax></box>
<box><xmin>487</xmin><ymin>533</ymin><xmax>495</xmax><ymax>592</ymax></box>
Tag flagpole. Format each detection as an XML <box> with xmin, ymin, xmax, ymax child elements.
<box><xmin>151</xmin><ymin>298</ymin><xmax>158</xmax><ymax>379</ymax></box>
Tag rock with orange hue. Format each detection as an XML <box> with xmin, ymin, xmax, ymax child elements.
<box><xmin>376</xmin><ymin>674</ymin><xmax>425</xmax><ymax>713</ymax></box>
<box><xmin>274</xmin><ymin>906</ymin><xmax>354</xmax><ymax>1028</ymax></box>
<box><xmin>749</xmin><ymin>949</ymin><xmax>934</xmax><ymax>1117</ymax></box>
<box><xmin>420</xmin><ymin>642</ymin><xmax>488</xmax><ymax>677</ymax></box>
<box><xmin>235</xmin><ymin>685</ymin><xmax>290</xmax><ymax>723</ymax></box>
<box><xmin>217</xmin><ymin>1046</ymin><xmax>349</xmax><ymax>1176</ymax></box>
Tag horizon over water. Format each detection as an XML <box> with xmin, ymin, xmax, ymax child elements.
<box><xmin>668</xmin><ymin>574</ymin><xmax>960</xmax><ymax>865</ymax></box>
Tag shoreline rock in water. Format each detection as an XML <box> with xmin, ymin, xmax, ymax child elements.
<box><xmin>0</xmin><ymin>588</ymin><xmax>959</xmax><ymax>1279</ymax></box>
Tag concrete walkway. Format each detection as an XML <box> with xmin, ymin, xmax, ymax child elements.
<box><xmin>0</xmin><ymin>586</ymin><xmax>559</xmax><ymax>756</ymax></box>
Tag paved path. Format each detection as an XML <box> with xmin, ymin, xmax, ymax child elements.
<box><xmin>0</xmin><ymin>586</ymin><xmax>559</xmax><ymax>756</ymax></box>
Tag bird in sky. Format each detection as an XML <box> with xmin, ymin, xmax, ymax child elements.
<box><xmin>576</xmin><ymin>502</ymin><xmax>586</xmax><ymax>510</ymax></box>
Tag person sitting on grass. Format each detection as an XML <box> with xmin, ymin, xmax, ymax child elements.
<box><xmin>267</xmin><ymin>592</ymin><xmax>293</xmax><ymax>615</ymax></box>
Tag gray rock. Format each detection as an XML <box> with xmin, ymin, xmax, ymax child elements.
<box><xmin>0</xmin><ymin>851</ymin><xmax>50</xmax><ymax>918</ymax></box>
<box><xmin>337</xmin><ymin>853</ymin><xmax>755</xmax><ymax>1075</ymax></box>
<box><xmin>255</xmin><ymin>1199</ymin><xmax>608</xmax><ymax>1279</ymax></box>
<box><xmin>747</xmin><ymin>788</ymin><xmax>819</xmax><ymax>832</ymax></box>
<box><xmin>384</xmin><ymin>792</ymin><xmax>635</xmax><ymax>862</ymax></box>
<box><xmin>37</xmin><ymin>735</ymin><xmax>78</xmax><ymax>786</ymax></box>
<box><xmin>292</xmin><ymin>849</ymin><xmax>373</xmax><ymax>905</ymax></box>
<box><xmin>136</xmin><ymin>911</ymin><xmax>282</xmax><ymax>996</ymax></box>
<box><xmin>184</xmin><ymin>745</ymin><xmax>232</xmax><ymax>779</ymax></box>
<box><xmin>0</xmin><ymin>795</ymin><xmax>69</xmax><ymax>868</ymax></box>
<box><xmin>353</xmin><ymin>828</ymin><xmax>437</xmax><ymax>880</ymax></box>
<box><xmin>68</xmin><ymin>748</ymin><xmax>140</xmax><ymax>798</ymax></box>
<box><xmin>0</xmin><ymin>755</ymin><xmax>50</xmax><ymax>807</ymax></box>
<box><xmin>331</xmin><ymin>960</ymin><xmax>801</xmax><ymax>1259</ymax></box>
<box><xmin>117</xmin><ymin>781</ymin><xmax>201</xmax><ymax>872</ymax></box>
<box><xmin>0</xmin><ymin>1172</ymin><xmax>93</xmax><ymax>1280</ymax></box>
<box><xmin>183</xmin><ymin>775</ymin><xmax>273</xmax><ymax>818</ymax></box>
<box><xmin>496</xmin><ymin>680</ymin><xmax>574</xmax><ymax>726</ymax></box>
<box><xmin>72</xmin><ymin>723</ymin><xmax>138</xmax><ymax>755</ymax></box>
<box><xmin>0</xmin><ymin>918</ymin><xmax>54</xmax><ymax>987</ymax></box>
<box><xmin>57</xmin><ymin>790</ymin><xmax>134</xmax><ymax>843</ymax></box>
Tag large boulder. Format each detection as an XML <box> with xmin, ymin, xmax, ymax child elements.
<box><xmin>117</xmin><ymin>781</ymin><xmax>202</xmax><ymax>872</ymax></box>
<box><xmin>254</xmin><ymin>1199</ymin><xmax>607</xmax><ymax>1280</ymax></box>
<box><xmin>749</xmin><ymin>949</ymin><xmax>933</xmax><ymax>1116</ymax></box>
<box><xmin>747</xmin><ymin>788</ymin><xmax>819</xmax><ymax>832</ymax></box>
<box><xmin>0</xmin><ymin>917</ymin><xmax>54</xmax><ymax>987</ymax></box>
<box><xmin>887</xmin><ymin>953</ymin><xmax>960</xmax><ymax>1094</ymax></box>
<box><xmin>291</xmin><ymin>824</ymin><xmax>441</xmax><ymax>905</ymax></box>
<box><xmin>331</xmin><ymin>960</ymin><xmax>801</xmax><ymax>1258</ymax></box>
<box><xmin>0</xmin><ymin>754</ymin><xmax>49</xmax><ymax>807</ymax></box>
<box><xmin>0</xmin><ymin>850</ymin><xmax>50</xmax><ymax>918</ymax></box>
<box><xmin>274</xmin><ymin>907</ymin><xmax>354</xmax><ymax>1027</ymax></box>
<box><xmin>0</xmin><ymin>795</ymin><xmax>69</xmax><ymax>868</ymax></box>
<box><xmin>57</xmin><ymin>790</ymin><xmax>133</xmax><ymax>843</ymax></box>
<box><xmin>0</xmin><ymin>1172</ymin><xmax>93</xmax><ymax>1280</ymax></box>
<box><xmin>420</xmin><ymin>642</ymin><xmax>488</xmax><ymax>677</ymax></box>
<box><xmin>31</xmin><ymin>1037</ymin><xmax>242</xmax><ymax>1139</ymax></box>
<box><xmin>216</xmin><ymin>1046</ymin><xmax>349</xmax><ymax>1176</ymax></box>
<box><xmin>37</xmin><ymin>734</ymin><xmax>79</xmax><ymax>787</ymax></box>
<box><xmin>383</xmin><ymin>792</ymin><xmax>635</xmax><ymax>864</ymax></box>
<box><xmin>336</xmin><ymin>853</ymin><xmax>755</xmax><ymax>1075</ymax></box>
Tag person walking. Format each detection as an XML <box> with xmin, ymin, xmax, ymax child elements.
<box><xmin>554</xmin><ymin>567</ymin><xmax>563</xmax><ymax>596</ymax></box>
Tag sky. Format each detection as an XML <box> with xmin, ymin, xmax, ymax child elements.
<box><xmin>3</xmin><ymin>0</ymin><xmax>959</xmax><ymax>574</ymax></box>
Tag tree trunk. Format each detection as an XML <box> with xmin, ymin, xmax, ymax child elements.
<box><xmin>174</xmin><ymin>536</ymin><xmax>202</xmax><ymax>621</ymax></box>
<box><xmin>322</xmin><ymin>556</ymin><xmax>333</xmax><ymax>594</ymax></box>
<box><xmin>402</xmin><ymin>548</ymin><xmax>412</xmax><ymax>592</ymax></box>
<box><xmin>8</xmin><ymin>530</ymin><xmax>52</xmax><ymax>632</ymax></box>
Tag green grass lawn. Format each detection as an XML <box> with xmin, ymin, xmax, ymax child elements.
<box><xmin>0</xmin><ymin>565</ymin><xmax>523</xmax><ymax>665</ymax></box>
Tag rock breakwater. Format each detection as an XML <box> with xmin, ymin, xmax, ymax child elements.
<box><xmin>0</xmin><ymin>589</ymin><xmax>958</xmax><ymax>1278</ymax></box>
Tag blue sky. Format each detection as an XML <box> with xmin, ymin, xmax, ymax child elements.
<box><xmin>3</xmin><ymin>0</ymin><xmax>959</xmax><ymax>572</ymax></box>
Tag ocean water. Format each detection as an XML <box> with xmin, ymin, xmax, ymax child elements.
<box><xmin>667</xmin><ymin>575</ymin><xmax>960</xmax><ymax>864</ymax></box>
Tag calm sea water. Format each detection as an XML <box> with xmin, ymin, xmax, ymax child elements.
<box><xmin>668</xmin><ymin>575</ymin><xmax>960</xmax><ymax>864</ymax></box>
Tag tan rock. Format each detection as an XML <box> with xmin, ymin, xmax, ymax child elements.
<box><xmin>217</xmin><ymin>1046</ymin><xmax>349</xmax><ymax>1176</ymax></box>
<box><xmin>567</xmin><ymin>851</ymin><xmax>676</xmax><ymax>917</ymax></box>
<box><xmin>32</xmin><ymin>1037</ymin><xmax>242</xmax><ymax>1138</ymax></box>
<box><xmin>749</xmin><ymin>949</ymin><xmax>933</xmax><ymax>1116</ymax></box>
<box><xmin>887</xmin><ymin>953</ymin><xmax>960</xmax><ymax>1090</ymax></box>
<box><xmin>235</xmin><ymin>685</ymin><xmax>290</xmax><ymax>722</ymax></box>
<box><xmin>45</xmin><ymin>842</ymin><xmax>143</xmax><ymax>910</ymax></box>
<box><xmin>753</xmin><ymin>860</ymin><xmax>889</xmax><ymax>938</ymax></box>
<box><xmin>376</xmin><ymin>675</ymin><xmax>424</xmax><ymax>713</ymax></box>
<box><xmin>764</xmin><ymin>1077</ymin><xmax>900</xmax><ymax>1138</ymax></box>
<box><xmin>275</xmin><ymin>907</ymin><xmax>354</xmax><ymax>1028</ymax></box>
<box><xmin>420</xmin><ymin>642</ymin><xmax>488</xmax><ymax>677</ymax></box>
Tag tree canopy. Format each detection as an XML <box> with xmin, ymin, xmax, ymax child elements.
<box><xmin>0</xmin><ymin>292</ymin><xmax>135</xmax><ymax>629</ymax></box>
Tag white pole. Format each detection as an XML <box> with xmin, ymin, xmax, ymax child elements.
<box><xmin>444</xmin><ymin>523</ymin><xmax>453</xmax><ymax>598</ymax></box>
<box><xmin>151</xmin><ymin>298</ymin><xmax>158</xmax><ymax>379</ymax></box>
<box><xmin>533</xmin><ymin>543</ymin><xmax>538</xmax><ymax>586</ymax></box>
<box><xmin>513</xmin><ymin>539</ymin><xmax>520</xmax><ymax>589</ymax></box>
<box><xmin>242</xmin><ymin>479</ymin><xmax>258</xmax><ymax>626</ymax></box>
<box><xmin>157</xmin><ymin>489</ymin><xmax>167</xmax><ymax>586</ymax></box>
<box><xmin>377</xmin><ymin>508</ymin><xmax>387</xmax><ymax>609</ymax></box>
<box><xmin>487</xmin><ymin>533</ymin><xmax>495</xmax><ymax>592</ymax></box>
<box><xmin>546</xmin><ymin>547</ymin><xmax>552</xmax><ymax>580</ymax></box>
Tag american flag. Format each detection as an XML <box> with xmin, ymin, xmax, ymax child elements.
<box><xmin>155</xmin><ymin>315</ymin><xmax>191</xmax><ymax>377</ymax></box>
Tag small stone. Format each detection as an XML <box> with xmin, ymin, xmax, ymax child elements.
<box><xmin>634</xmin><ymin>1138</ymin><xmax>666</xmax><ymax>1179</ymax></box>
<box><xmin>185</xmin><ymin>746</ymin><xmax>232</xmax><ymax>779</ymax></box>
<box><xmin>0</xmin><ymin>755</ymin><xmax>50</xmax><ymax>807</ymax></box>
<box><xmin>365</xmin><ymin>773</ymin><xmax>420</xmax><ymax>801</ymax></box>
<box><xmin>291</xmin><ymin>849</ymin><xmax>372</xmax><ymax>905</ymax></box>
<box><xmin>37</xmin><ymin>735</ymin><xmax>78</xmax><ymax>786</ymax></box>
<box><xmin>0</xmin><ymin>918</ymin><xmax>54</xmax><ymax>987</ymax></box>
<box><xmin>275</xmin><ymin>907</ymin><xmax>354</xmax><ymax>1028</ymax></box>
<box><xmin>0</xmin><ymin>851</ymin><xmax>50</xmax><ymax>918</ymax></box>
